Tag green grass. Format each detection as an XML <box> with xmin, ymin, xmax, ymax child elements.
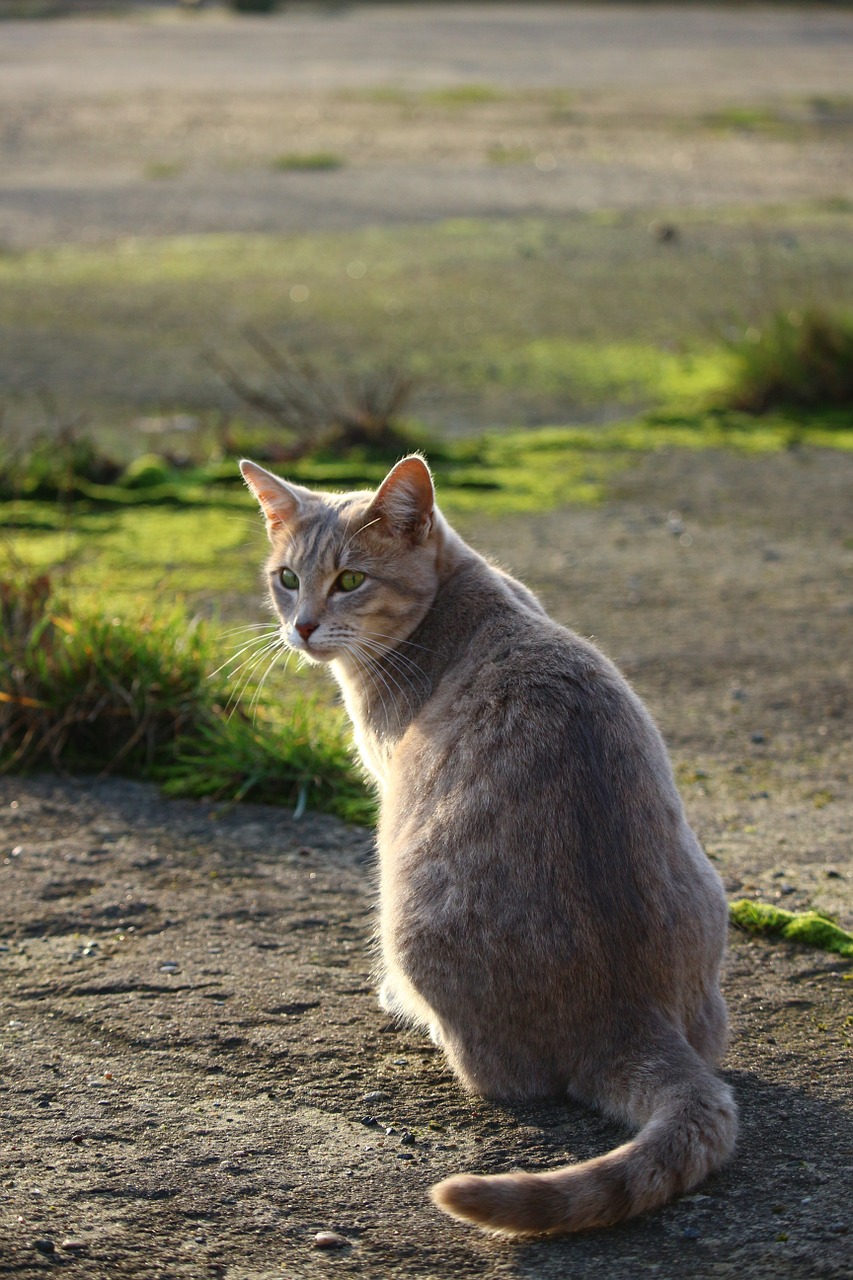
<box><xmin>2</xmin><ymin>206</ymin><xmax>852</xmax><ymax>817</ymax></box>
<box><xmin>0</xmin><ymin>571</ymin><xmax>369</xmax><ymax>822</ymax></box>
<box><xmin>271</xmin><ymin>152</ymin><xmax>344</xmax><ymax>172</ymax></box>
<box><xmin>4</xmin><ymin>414</ymin><xmax>851</xmax><ymax>614</ymax></box>
<box><xmin>719</xmin><ymin>308</ymin><xmax>853</xmax><ymax>414</ymax></box>
<box><xmin>3</xmin><ymin>408</ymin><xmax>852</xmax><ymax>820</ymax></box>
<box><xmin>3</xmin><ymin>210</ymin><xmax>852</xmax><ymax>435</ymax></box>
<box><xmin>730</xmin><ymin>900</ymin><xmax>853</xmax><ymax>960</ymax></box>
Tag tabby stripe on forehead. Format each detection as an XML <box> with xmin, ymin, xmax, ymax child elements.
<box><xmin>298</xmin><ymin>519</ymin><xmax>334</xmax><ymax>566</ymax></box>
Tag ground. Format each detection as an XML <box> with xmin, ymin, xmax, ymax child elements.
<box><xmin>1</xmin><ymin>6</ymin><xmax>852</xmax><ymax>1279</ymax></box>
<box><xmin>2</xmin><ymin>448</ymin><xmax>852</xmax><ymax>1279</ymax></box>
<box><xmin>1</xmin><ymin>5</ymin><xmax>852</xmax><ymax>247</ymax></box>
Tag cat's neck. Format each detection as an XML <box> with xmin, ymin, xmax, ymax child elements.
<box><xmin>330</xmin><ymin>513</ymin><xmax>510</xmax><ymax>781</ymax></box>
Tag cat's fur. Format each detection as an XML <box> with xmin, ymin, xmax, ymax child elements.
<box><xmin>240</xmin><ymin>453</ymin><xmax>737</xmax><ymax>1237</ymax></box>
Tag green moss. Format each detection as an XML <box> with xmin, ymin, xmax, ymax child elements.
<box><xmin>271</xmin><ymin>153</ymin><xmax>344</xmax><ymax>172</ymax></box>
<box><xmin>121</xmin><ymin>453</ymin><xmax>172</xmax><ymax>489</ymax></box>
<box><xmin>730</xmin><ymin>899</ymin><xmax>853</xmax><ymax>960</ymax></box>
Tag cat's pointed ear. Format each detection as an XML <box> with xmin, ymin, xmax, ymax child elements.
<box><xmin>369</xmin><ymin>455</ymin><xmax>434</xmax><ymax>542</ymax></box>
<box><xmin>240</xmin><ymin>459</ymin><xmax>307</xmax><ymax>539</ymax></box>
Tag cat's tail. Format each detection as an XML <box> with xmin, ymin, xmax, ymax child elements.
<box><xmin>430</xmin><ymin>1044</ymin><xmax>736</xmax><ymax>1237</ymax></box>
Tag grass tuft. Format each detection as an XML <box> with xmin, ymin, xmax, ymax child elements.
<box><xmin>0</xmin><ymin>573</ymin><xmax>217</xmax><ymax>776</ymax></box>
<box><xmin>0</xmin><ymin>572</ymin><xmax>371</xmax><ymax>823</ymax></box>
<box><xmin>730</xmin><ymin>899</ymin><xmax>853</xmax><ymax>960</ymax></box>
<box><xmin>161</xmin><ymin>703</ymin><xmax>376</xmax><ymax>826</ymax></box>
<box><xmin>720</xmin><ymin>308</ymin><xmax>853</xmax><ymax>415</ymax></box>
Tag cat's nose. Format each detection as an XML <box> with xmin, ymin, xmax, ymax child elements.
<box><xmin>296</xmin><ymin>619</ymin><xmax>319</xmax><ymax>642</ymax></box>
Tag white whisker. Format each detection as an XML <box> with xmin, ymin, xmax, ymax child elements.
<box><xmin>224</xmin><ymin>639</ymin><xmax>284</xmax><ymax>719</ymax></box>
<box><xmin>208</xmin><ymin>631</ymin><xmax>281</xmax><ymax>680</ymax></box>
<box><xmin>356</xmin><ymin>635</ymin><xmax>432</xmax><ymax>700</ymax></box>
<box><xmin>249</xmin><ymin>645</ymin><xmax>285</xmax><ymax>722</ymax></box>
<box><xmin>367</xmin><ymin>629</ymin><xmax>437</xmax><ymax>657</ymax></box>
<box><xmin>340</xmin><ymin>515</ymin><xmax>383</xmax><ymax>559</ymax></box>
<box><xmin>351</xmin><ymin>639</ymin><xmax>419</xmax><ymax>722</ymax></box>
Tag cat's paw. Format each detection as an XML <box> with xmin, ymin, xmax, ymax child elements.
<box><xmin>378</xmin><ymin>977</ymin><xmax>402</xmax><ymax>1015</ymax></box>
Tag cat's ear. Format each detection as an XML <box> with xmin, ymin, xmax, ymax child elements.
<box><xmin>369</xmin><ymin>455</ymin><xmax>434</xmax><ymax>542</ymax></box>
<box><xmin>240</xmin><ymin>459</ymin><xmax>307</xmax><ymax>539</ymax></box>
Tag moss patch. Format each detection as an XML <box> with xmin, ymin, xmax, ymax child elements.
<box><xmin>730</xmin><ymin>899</ymin><xmax>853</xmax><ymax>960</ymax></box>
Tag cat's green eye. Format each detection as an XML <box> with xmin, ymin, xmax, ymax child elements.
<box><xmin>337</xmin><ymin>570</ymin><xmax>365</xmax><ymax>593</ymax></box>
<box><xmin>279</xmin><ymin>568</ymin><xmax>299</xmax><ymax>591</ymax></box>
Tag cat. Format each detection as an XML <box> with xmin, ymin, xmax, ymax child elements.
<box><xmin>240</xmin><ymin>453</ymin><xmax>737</xmax><ymax>1237</ymax></box>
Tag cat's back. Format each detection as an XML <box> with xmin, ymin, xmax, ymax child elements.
<box><xmin>409</xmin><ymin>557</ymin><xmax>668</xmax><ymax>790</ymax></box>
<box><xmin>382</xmin><ymin>558</ymin><xmax>727</xmax><ymax>1005</ymax></box>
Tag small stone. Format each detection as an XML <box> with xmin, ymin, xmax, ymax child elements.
<box><xmin>682</xmin><ymin>1226</ymin><xmax>700</xmax><ymax>1240</ymax></box>
<box><xmin>825</xmin><ymin>869</ymin><xmax>842</xmax><ymax>879</ymax></box>
<box><xmin>60</xmin><ymin>1239</ymin><xmax>88</xmax><ymax>1253</ymax></box>
<box><xmin>362</xmin><ymin>1091</ymin><xmax>390</xmax><ymax>1103</ymax></box>
<box><xmin>360</xmin><ymin>1115</ymin><xmax>377</xmax><ymax>1127</ymax></box>
<box><xmin>33</xmin><ymin>1239</ymin><xmax>55</xmax><ymax>1255</ymax></box>
<box><xmin>399</xmin><ymin>1131</ymin><xmax>415</xmax><ymax>1146</ymax></box>
<box><xmin>751</xmin><ymin>732</ymin><xmax>766</xmax><ymax>744</ymax></box>
<box><xmin>313</xmin><ymin>1231</ymin><xmax>349</xmax><ymax>1250</ymax></box>
<box><xmin>829</xmin><ymin>1222</ymin><xmax>848</xmax><ymax>1234</ymax></box>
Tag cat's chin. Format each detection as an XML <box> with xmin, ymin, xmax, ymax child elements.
<box><xmin>289</xmin><ymin>643</ymin><xmax>335</xmax><ymax>665</ymax></box>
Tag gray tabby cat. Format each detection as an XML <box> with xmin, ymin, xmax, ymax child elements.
<box><xmin>240</xmin><ymin>453</ymin><xmax>737</xmax><ymax>1237</ymax></box>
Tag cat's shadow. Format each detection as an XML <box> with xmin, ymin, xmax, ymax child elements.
<box><xmin>489</xmin><ymin>1069</ymin><xmax>853</xmax><ymax>1272</ymax></box>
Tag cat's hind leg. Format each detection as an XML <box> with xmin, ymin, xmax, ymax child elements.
<box><xmin>686</xmin><ymin>986</ymin><xmax>729</xmax><ymax>1066</ymax></box>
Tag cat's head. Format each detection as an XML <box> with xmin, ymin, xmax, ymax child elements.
<box><xmin>241</xmin><ymin>454</ymin><xmax>441</xmax><ymax>667</ymax></box>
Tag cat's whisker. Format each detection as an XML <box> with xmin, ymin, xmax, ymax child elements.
<box><xmin>227</xmin><ymin>643</ymin><xmax>295</xmax><ymax>723</ymax></box>
<box><xmin>248</xmin><ymin>644</ymin><xmax>286</xmax><ymax>722</ymax></box>
<box><xmin>208</xmin><ymin>632</ymin><xmax>282</xmax><ymax>681</ymax></box>
<box><xmin>339</xmin><ymin>515</ymin><xmax>383</xmax><ymax>559</ymax></box>
<box><xmin>352</xmin><ymin>640</ymin><xmax>418</xmax><ymax>723</ymax></box>
<box><xmin>217</xmin><ymin>622</ymin><xmax>281</xmax><ymax>640</ymax></box>
<box><xmin>355</xmin><ymin>637</ymin><xmax>430</xmax><ymax>705</ymax></box>
<box><xmin>342</xmin><ymin>641</ymin><xmax>397</xmax><ymax>730</ymax></box>
<box><xmin>219</xmin><ymin>638</ymin><xmax>284</xmax><ymax>716</ymax></box>
<box><xmin>366</xmin><ymin>629</ymin><xmax>438</xmax><ymax>657</ymax></box>
<box><xmin>216</xmin><ymin>640</ymin><xmax>281</xmax><ymax>688</ymax></box>
<box><xmin>363</xmin><ymin>641</ymin><xmax>432</xmax><ymax>691</ymax></box>
<box><xmin>356</xmin><ymin>632</ymin><xmax>432</xmax><ymax>690</ymax></box>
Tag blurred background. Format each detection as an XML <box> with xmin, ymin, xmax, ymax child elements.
<box><xmin>1</xmin><ymin>1</ymin><xmax>852</xmax><ymax>809</ymax></box>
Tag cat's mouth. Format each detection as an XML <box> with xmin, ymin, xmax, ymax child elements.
<box><xmin>289</xmin><ymin>631</ymin><xmax>336</xmax><ymax>663</ymax></box>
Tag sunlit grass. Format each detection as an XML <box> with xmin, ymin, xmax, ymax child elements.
<box><xmin>0</xmin><ymin>569</ymin><xmax>368</xmax><ymax>821</ymax></box>
<box><xmin>3</xmin><ymin>210</ymin><xmax>852</xmax><ymax>433</ymax></box>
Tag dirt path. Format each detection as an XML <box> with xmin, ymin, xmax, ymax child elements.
<box><xmin>2</xmin><ymin>447</ymin><xmax>851</xmax><ymax>1278</ymax></box>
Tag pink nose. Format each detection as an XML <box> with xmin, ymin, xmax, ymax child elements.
<box><xmin>296</xmin><ymin>620</ymin><xmax>318</xmax><ymax>642</ymax></box>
